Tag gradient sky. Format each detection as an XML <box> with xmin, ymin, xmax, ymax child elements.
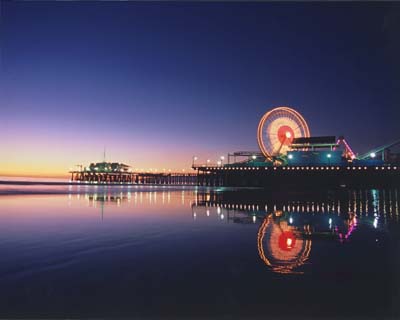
<box><xmin>1</xmin><ymin>2</ymin><xmax>399</xmax><ymax>177</ymax></box>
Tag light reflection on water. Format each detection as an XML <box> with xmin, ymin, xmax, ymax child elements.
<box><xmin>0</xmin><ymin>185</ymin><xmax>399</xmax><ymax>318</ymax></box>
<box><xmin>192</xmin><ymin>188</ymin><xmax>399</xmax><ymax>275</ymax></box>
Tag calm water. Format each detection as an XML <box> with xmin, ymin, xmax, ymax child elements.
<box><xmin>0</xmin><ymin>184</ymin><xmax>399</xmax><ymax>319</ymax></box>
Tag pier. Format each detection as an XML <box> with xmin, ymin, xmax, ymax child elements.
<box><xmin>70</xmin><ymin>162</ymin><xmax>197</xmax><ymax>185</ymax></box>
<box><xmin>190</xmin><ymin>107</ymin><xmax>400</xmax><ymax>188</ymax></box>
<box><xmin>192</xmin><ymin>164</ymin><xmax>400</xmax><ymax>188</ymax></box>
<box><xmin>69</xmin><ymin>107</ymin><xmax>400</xmax><ymax>188</ymax></box>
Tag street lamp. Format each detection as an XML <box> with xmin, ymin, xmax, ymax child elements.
<box><xmin>370</xmin><ymin>152</ymin><xmax>376</xmax><ymax>159</ymax></box>
<box><xmin>192</xmin><ymin>156</ymin><xmax>198</xmax><ymax>167</ymax></box>
<box><xmin>220</xmin><ymin>156</ymin><xmax>225</xmax><ymax>165</ymax></box>
<box><xmin>217</xmin><ymin>160</ymin><xmax>222</xmax><ymax>166</ymax></box>
<box><xmin>327</xmin><ymin>153</ymin><xmax>331</xmax><ymax>166</ymax></box>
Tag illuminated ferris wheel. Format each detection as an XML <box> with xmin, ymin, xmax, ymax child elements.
<box><xmin>257</xmin><ymin>106</ymin><xmax>310</xmax><ymax>160</ymax></box>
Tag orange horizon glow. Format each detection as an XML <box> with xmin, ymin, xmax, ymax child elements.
<box><xmin>0</xmin><ymin>131</ymin><xmax>236</xmax><ymax>178</ymax></box>
<box><xmin>0</xmin><ymin>151</ymin><xmax>228</xmax><ymax>179</ymax></box>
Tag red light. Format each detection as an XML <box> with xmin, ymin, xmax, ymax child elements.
<box><xmin>278</xmin><ymin>231</ymin><xmax>296</xmax><ymax>251</ymax></box>
<box><xmin>277</xmin><ymin>126</ymin><xmax>295</xmax><ymax>145</ymax></box>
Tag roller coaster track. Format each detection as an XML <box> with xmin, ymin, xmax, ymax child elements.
<box><xmin>358</xmin><ymin>139</ymin><xmax>400</xmax><ymax>160</ymax></box>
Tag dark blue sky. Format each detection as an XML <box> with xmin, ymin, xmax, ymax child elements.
<box><xmin>1</xmin><ymin>2</ymin><xmax>400</xmax><ymax>175</ymax></box>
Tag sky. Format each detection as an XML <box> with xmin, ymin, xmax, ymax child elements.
<box><xmin>1</xmin><ymin>2</ymin><xmax>399</xmax><ymax>177</ymax></box>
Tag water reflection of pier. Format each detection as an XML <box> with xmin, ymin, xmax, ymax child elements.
<box><xmin>66</xmin><ymin>188</ymin><xmax>399</xmax><ymax>274</ymax></box>
<box><xmin>193</xmin><ymin>189</ymin><xmax>399</xmax><ymax>221</ymax></box>
<box><xmin>67</xmin><ymin>188</ymin><xmax>194</xmax><ymax>211</ymax></box>
<box><xmin>192</xmin><ymin>188</ymin><xmax>399</xmax><ymax>274</ymax></box>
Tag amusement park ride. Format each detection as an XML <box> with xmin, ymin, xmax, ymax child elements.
<box><xmin>193</xmin><ymin>106</ymin><xmax>400</xmax><ymax>188</ymax></box>
<box><xmin>252</xmin><ymin>106</ymin><xmax>399</xmax><ymax>165</ymax></box>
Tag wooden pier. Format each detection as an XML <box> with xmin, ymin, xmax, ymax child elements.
<box><xmin>70</xmin><ymin>170</ymin><xmax>197</xmax><ymax>185</ymax></box>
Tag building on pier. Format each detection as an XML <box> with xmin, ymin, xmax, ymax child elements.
<box><xmin>70</xmin><ymin>162</ymin><xmax>134</xmax><ymax>183</ymax></box>
<box><xmin>69</xmin><ymin>162</ymin><xmax>197</xmax><ymax>185</ymax></box>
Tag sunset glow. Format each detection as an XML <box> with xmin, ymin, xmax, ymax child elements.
<box><xmin>1</xmin><ymin>2</ymin><xmax>398</xmax><ymax>178</ymax></box>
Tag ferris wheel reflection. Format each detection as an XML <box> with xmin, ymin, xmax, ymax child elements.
<box><xmin>257</xmin><ymin>212</ymin><xmax>312</xmax><ymax>274</ymax></box>
<box><xmin>191</xmin><ymin>191</ymin><xmax>381</xmax><ymax>275</ymax></box>
<box><xmin>256</xmin><ymin>210</ymin><xmax>359</xmax><ymax>274</ymax></box>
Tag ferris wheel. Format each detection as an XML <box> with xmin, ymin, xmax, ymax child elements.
<box><xmin>257</xmin><ymin>106</ymin><xmax>310</xmax><ymax>160</ymax></box>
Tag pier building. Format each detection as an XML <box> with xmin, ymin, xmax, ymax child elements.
<box><xmin>69</xmin><ymin>162</ymin><xmax>197</xmax><ymax>185</ymax></box>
